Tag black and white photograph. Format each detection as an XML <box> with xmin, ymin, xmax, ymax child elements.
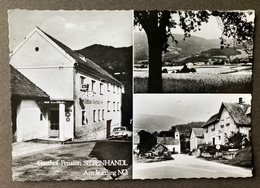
<box><xmin>133</xmin><ymin>94</ymin><xmax>252</xmax><ymax>179</ymax></box>
<box><xmin>9</xmin><ymin>10</ymin><xmax>133</xmax><ymax>181</ymax></box>
<box><xmin>134</xmin><ymin>10</ymin><xmax>254</xmax><ymax>93</ymax></box>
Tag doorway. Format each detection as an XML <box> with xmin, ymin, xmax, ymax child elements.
<box><xmin>106</xmin><ymin>120</ymin><xmax>112</xmax><ymax>138</ymax></box>
<box><xmin>49</xmin><ymin>110</ymin><xmax>59</xmax><ymax>138</ymax></box>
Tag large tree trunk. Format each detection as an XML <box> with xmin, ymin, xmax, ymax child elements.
<box><xmin>147</xmin><ymin>35</ymin><xmax>163</xmax><ymax>93</ymax></box>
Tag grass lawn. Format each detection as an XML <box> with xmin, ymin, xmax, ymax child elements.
<box><xmin>134</xmin><ymin>73</ymin><xmax>252</xmax><ymax>93</ymax></box>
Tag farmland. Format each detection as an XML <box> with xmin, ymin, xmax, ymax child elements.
<box><xmin>134</xmin><ymin>66</ymin><xmax>252</xmax><ymax>93</ymax></box>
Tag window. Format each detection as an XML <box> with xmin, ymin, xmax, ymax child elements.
<box><xmin>93</xmin><ymin>110</ymin><xmax>96</xmax><ymax>122</ymax></box>
<box><xmin>82</xmin><ymin>111</ymin><xmax>86</xmax><ymax>125</ymax></box>
<box><xmin>205</xmin><ymin>127</ymin><xmax>208</xmax><ymax>133</ymax></box>
<box><xmin>80</xmin><ymin>76</ymin><xmax>85</xmax><ymax>84</ymax></box>
<box><xmin>211</xmin><ymin>124</ymin><xmax>215</xmax><ymax>131</ymax></box>
<box><xmin>98</xmin><ymin>110</ymin><xmax>101</xmax><ymax>121</ymax></box>
<box><xmin>102</xmin><ymin>109</ymin><xmax>105</xmax><ymax>120</ymax></box>
<box><xmin>117</xmin><ymin>102</ymin><xmax>120</xmax><ymax>111</ymax></box>
<box><xmin>91</xmin><ymin>80</ymin><xmax>96</xmax><ymax>93</ymax></box>
<box><xmin>113</xmin><ymin>85</ymin><xmax>116</xmax><ymax>93</ymax></box>
<box><xmin>100</xmin><ymin>83</ymin><xmax>104</xmax><ymax>95</ymax></box>
<box><xmin>107</xmin><ymin>101</ymin><xmax>111</xmax><ymax>112</ymax></box>
<box><xmin>107</xmin><ymin>83</ymin><xmax>110</xmax><ymax>92</ymax></box>
<box><xmin>226</xmin><ymin>117</ymin><xmax>230</xmax><ymax>126</ymax></box>
<box><xmin>40</xmin><ymin>114</ymin><xmax>43</xmax><ymax>121</ymax></box>
<box><xmin>113</xmin><ymin>102</ymin><xmax>116</xmax><ymax>111</ymax></box>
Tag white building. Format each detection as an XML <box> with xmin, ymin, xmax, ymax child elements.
<box><xmin>10</xmin><ymin>27</ymin><xmax>124</xmax><ymax>142</ymax></box>
<box><xmin>202</xmin><ymin>98</ymin><xmax>251</xmax><ymax>146</ymax></box>
<box><xmin>190</xmin><ymin>128</ymin><xmax>204</xmax><ymax>151</ymax></box>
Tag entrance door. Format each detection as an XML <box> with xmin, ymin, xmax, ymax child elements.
<box><xmin>49</xmin><ymin>110</ymin><xmax>59</xmax><ymax>138</ymax></box>
<box><xmin>106</xmin><ymin>120</ymin><xmax>112</xmax><ymax>138</ymax></box>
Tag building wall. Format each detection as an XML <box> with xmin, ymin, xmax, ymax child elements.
<box><xmin>10</xmin><ymin>30</ymin><xmax>74</xmax><ymax>100</ymax></box>
<box><xmin>16</xmin><ymin>100</ymin><xmax>48</xmax><ymax>142</ymax></box>
<box><xmin>166</xmin><ymin>144</ymin><xmax>181</xmax><ymax>154</ymax></box>
<box><xmin>190</xmin><ymin>131</ymin><xmax>198</xmax><ymax>151</ymax></box>
<box><xmin>204</xmin><ymin>108</ymin><xmax>239</xmax><ymax>145</ymax></box>
<box><xmin>74</xmin><ymin>71</ymin><xmax>122</xmax><ymax>140</ymax></box>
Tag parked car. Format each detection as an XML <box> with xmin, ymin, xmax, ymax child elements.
<box><xmin>109</xmin><ymin>126</ymin><xmax>132</xmax><ymax>140</ymax></box>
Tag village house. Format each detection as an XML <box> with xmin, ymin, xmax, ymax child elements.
<box><xmin>10</xmin><ymin>27</ymin><xmax>124</xmax><ymax>142</ymax></box>
<box><xmin>157</xmin><ymin>127</ymin><xmax>181</xmax><ymax>154</ymax></box>
<box><xmin>189</xmin><ymin>128</ymin><xmax>204</xmax><ymax>151</ymax></box>
<box><xmin>202</xmin><ymin>98</ymin><xmax>251</xmax><ymax>146</ymax></box>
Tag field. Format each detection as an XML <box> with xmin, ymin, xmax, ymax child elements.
<box><xmin>134</xmin><ymin>71</ymin><xmax>252</xmax><ymax>93</ymax></box>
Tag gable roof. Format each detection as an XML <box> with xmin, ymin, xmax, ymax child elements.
<box><xmin>202</xmin><ymin>102</ymin><xmax>251</xmax><ymax>128</ymax></box>
<box><xmin>10</xmin><ymin>65</ymin><xmax>49</xmax><ymax>99</ymax></box>
<box><xmin>191</xmin><ymin>128</ymin><xmax>204</xmax><ymax>138</ymax></box>
<box><xmin>202</xmin><ymin>113</ymin><xmax>219</xmax><ymax>128</ymax></box>
<box><xmin>221</xmin><ymin>102</ymin><xmax>251</xmax><ymax>126</ymax></box>
<box><xmin>36</xmin><ymin>27</ymin><xmax>122</xmax><ymax>86</ymax></box>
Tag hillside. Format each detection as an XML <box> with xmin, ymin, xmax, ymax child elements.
<box><xmin>201</xmin><ymin>48</ymin><xmax>241</xmax><ymax>57</ymax></box>
<box><xmin>134</xmin><ymin>31</ymin><xmax>220</xmax><ymax>62</ymax></box>
<box><xmin>134</xmin><ymin>113</ymin><xmax>186</xmax><ymax>133</ymax></box>
<box><xmin>76</xmin><ymin>44</ymin><xmax>132</xmax><ymax>77</ymax></box>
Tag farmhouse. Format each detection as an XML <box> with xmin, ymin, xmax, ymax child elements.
<box><xmin>189</xmin><ymin>128</ymin><xmax>204</xmax><ymax>151</ymax></box>
<box><xmin>202</xmin><ymin>98</ymin><xmax>251</xmax><ymax>146</ymax></box>
<box><xmin>10</xmin><ymin>27</ymin><xmax>123</xmax><ymax>142</ymax></box>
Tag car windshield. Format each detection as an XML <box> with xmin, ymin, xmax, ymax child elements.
<box><xmin>113</xmin><ymin>127</ymin><xmax>126</xmax><ymax>131</ymax></box>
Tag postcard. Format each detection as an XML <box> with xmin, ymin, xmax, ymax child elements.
<box><xmin>9</xmin><ymin>9</ymin><xmax>254</xmax><ymax>181</ymax></box>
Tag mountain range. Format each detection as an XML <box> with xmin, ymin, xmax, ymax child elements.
<box><xmin>134</xmin><ymin>31</ymin><xmax>221</xmax><ymax>62</ymax></box>
<box><xmin>134</xmin><ymin>113</ymin><xmax>187</xmax><ymax>133</ymax></box>
<box><xmin>76</xmin><ymin>44</ymin><xmax>132</xmax><ymax>78</ymax></box>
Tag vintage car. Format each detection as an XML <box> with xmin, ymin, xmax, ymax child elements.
<box><xmin>109</xmin><ymin>126</ymin><xmax>132</xmax><ymax>140</ymax></box>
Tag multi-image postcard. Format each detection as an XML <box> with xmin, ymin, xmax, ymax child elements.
<box><xmin>9</xmin><ymin>9</ymin><xmax>254</xmax><ymax>180</ymax></box>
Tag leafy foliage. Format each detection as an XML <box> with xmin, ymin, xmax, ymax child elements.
<box><xmin>226</xmin><ymin>131</ymin><xmax>247</xmax><ymax>149</ymax></box>
<box><xmin>138</xmin><ymin>130</ymin><xmax>157</xmax><ymax>154</ymax></box>
<box><xmin>211</xmin><ymin>11</ymin><xmax>254</xmax><ymax>50</ymax></box>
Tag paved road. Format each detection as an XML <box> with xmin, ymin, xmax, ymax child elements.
<box><xmin>133</xmin><ymin>154</ymin><xmax>252</xmax><ymax>179</ymax></box>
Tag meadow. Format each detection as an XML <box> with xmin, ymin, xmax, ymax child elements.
<box><xmin>134</xmin><ymin>72</ymin><xmax>252</xmax><ymax>93</ymax></box>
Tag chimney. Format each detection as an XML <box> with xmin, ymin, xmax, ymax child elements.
<box><xmin>239</xmin><ymin>97</ymin><xmax>243</xmax><ymax>104</ymax></box>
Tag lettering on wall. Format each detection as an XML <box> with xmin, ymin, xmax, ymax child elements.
<box><xmin>79</xmin><ymin>98</ymin><xmax>104</xmax><ymax>107</ymax></box>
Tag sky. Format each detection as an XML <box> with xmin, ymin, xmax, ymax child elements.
<box><xmin>8</xmin><ymin>10</ymin><xmax>133</xmax><ymax>51</ymax></box>
<box><xmin>134</xmin><ymin>10</ymin><xmax>255</xmax><ymax>40</ymax></box>
<box><xmin>134</xmin><ymin>94</ymin><xmax>251</xmax><ymax>122</ymax></box>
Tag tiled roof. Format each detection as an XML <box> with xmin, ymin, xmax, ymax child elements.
<box><xmin>37</xmin><ymin>27</ymin><xmax>122</xmax><ymax>86</ymax></box>
<box><xmin>222</xmin><ymin>102</ymin><xmax>251</xmax><ymax>126</ymax></box>
<box><xmin>202</xmin><ymin>102</ymin><xmax>251</xmax><ymax>128</ymax></box>
<box><xmin>10</xmin><ymin>65</ymin><xmax>49</xmax><ymax>99</ymax></box>
<box><xmin>202</xmin><ymin>113</ymin><xmax>219</xmax><ymax>128</ymax></box>
<box><xmin>191</xmin><ymin>128</ymin><xmax>204</xmax><ymax>138</ymax></box>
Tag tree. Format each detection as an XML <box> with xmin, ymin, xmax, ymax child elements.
<box><xmin>138</xmin><ymin>130</ymin><xmax>157</xmax><ymax>154</ymax></box>
<box><xmin>134</xmin><ymin>10</ymin><xmax>254</xmax><ymax>93</ymax></box>
<box><xmin>226</xmin><ymin>131</ymin><xmax>247</xmax><ymax>149</ymax></box>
